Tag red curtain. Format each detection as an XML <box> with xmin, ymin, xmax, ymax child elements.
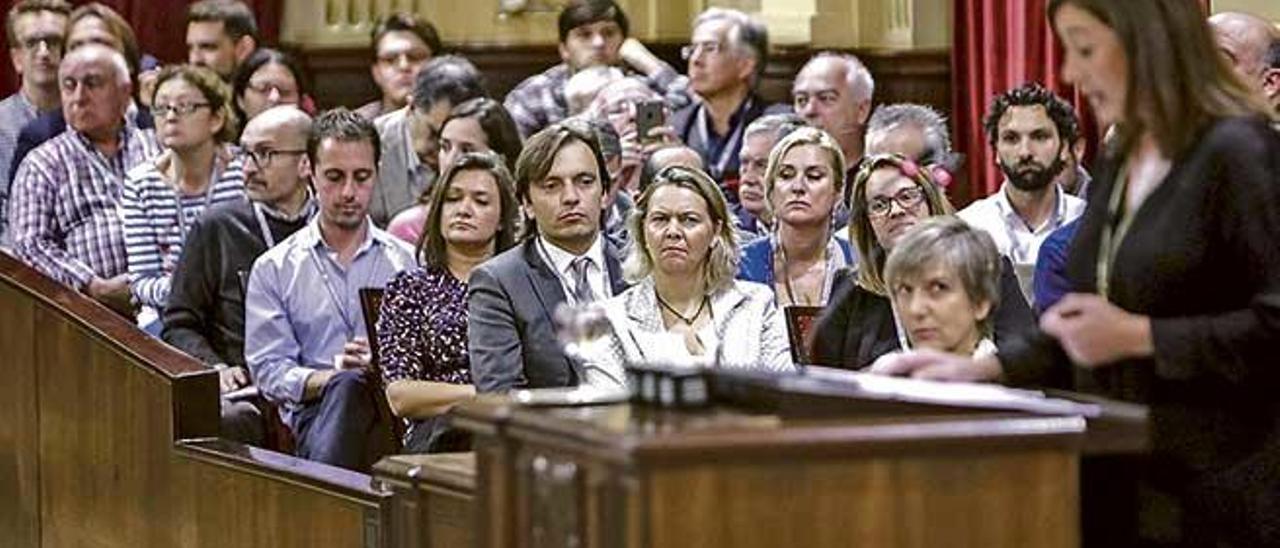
<box><xmin>951</xmin><ymin>0</ymin><xmax>1212</xmax><ymax>204</ymax></box>
<box><xmin>0</xmin><ymin>0</ymin><xmax>281</xmax><ymax>97</ymax></box>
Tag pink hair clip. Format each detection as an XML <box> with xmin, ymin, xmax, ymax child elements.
<box><xmin>898</xmin><ymin>159</ymin><xmax>921</xmax><ymax>179</ymax></box>
<box><xmin>929</xmin><ymin>165</ymin><xmax>953</xmax><ymax>189</ymax></box>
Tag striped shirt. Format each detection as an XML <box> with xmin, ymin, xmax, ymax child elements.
<box><xmin>0</xmin><ymin>92</ymin><xmax>38</xmax><ymax>244</ymax></box>
<box><xmin>122</xmin><ymin>146</ymin><xmax>246</xmax><ymax>315</ymax></box>
<box><xmin>8</xmin><ymin>125</ymin><xmax>161</xmax><ymax>289</ymax></box>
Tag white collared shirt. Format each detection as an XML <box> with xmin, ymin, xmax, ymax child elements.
<box><xmin>537</xmin><ymin>235</ymin><xmax>609</xmax><ymax>305</ymax></box>
<box><xmin>958</xmin><ymin>182</ymin><xmax>1085</xmax><ymax>299</ymax></box>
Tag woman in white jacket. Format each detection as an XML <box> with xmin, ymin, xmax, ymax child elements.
<box><xmin>582</xmin><ymin>165</ymin><xmax>794</xmax><ymax>389</ymax></box>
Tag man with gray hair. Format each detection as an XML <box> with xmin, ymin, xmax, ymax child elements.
<box><xmin>673</xmin><ymin>7</ymin><xmax>788</xmax><ymax>189</ymax></box>
<box><xmin>735</xmin><ymin>112</ymin><xmax>805</xmax><ymax>239</ymax></box>
<box><xmin>8</xmin><ymin>44</ymin><xmax>161</xmax><ymax>314</ymax></box>
<box><xmin>793</xmin><ymin>52</ymin><xmax>875</xmax><ymax>175</ymax></box>
<box><xmin>865</xmin><ymin>103</ymin><xmax>952</xmax><ymax>166</ymax></box>
<box><xmin>1208</xmin><ymin>11</ymin><xmax>1279</xmax><ymax>99</ymax></box>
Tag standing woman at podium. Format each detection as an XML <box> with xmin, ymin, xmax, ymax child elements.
<box><xmin>873</xmin><ymin>0</ymin><xmax>1280</xmax><ymax>544</ymax></box>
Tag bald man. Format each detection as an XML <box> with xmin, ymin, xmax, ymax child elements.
<box><xmin>8</xmin><ymin>44</ymin><xmax>160</xmax><ymax>313</ymax></box>
<box><xmin>1209</xmin><ymin>11</ymin><xmax>1280</xmax><ymax>95</ymax></box>
<box><xmin>163</xmin><ymin>106</ymin><xmax>317</xmax><ymax>445</ymax></box>
<box><xmin>793</xmin><ymin>53</ymin><xmax>875</xmax><ymax>173</ymax></box>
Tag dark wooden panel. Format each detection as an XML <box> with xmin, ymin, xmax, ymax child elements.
<box><xmin>374</xmin><ymin>452</ymin><xmax>477</xmax><ymax>548</ymax></box>
<box><xmin>178</xmin><ymin>439</ymin><xmax>393</xmax><ymax>548</ymax></box>
<box><xmin>0</xmin><ymin>282</ymin><xmax>40</xmax><ymax>548</ymax></box>
<box><xmin>293</xmin><ymin>44</ymin><xmax>951</xmax><ymax>117</ymax></box>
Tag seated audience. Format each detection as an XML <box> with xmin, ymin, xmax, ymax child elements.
<box><xmin>580</xmin><ymin>117</ymin><xmax>630</xmax><ymax>251</ymax></box>
<box><xmin>675</xmin><ymin>7</ymin><xmax>788</xmax><ymax>186</ymax></box>
<box><xmin>244</xmin><ymin>109</ymin><xmax>415</xmax><ymax>470</ymax></box>
<box><xmin>564</xmin><ymin>65</ymin><xmax>623</xmax><ymax>116</ymax></box>
<box><xmin>185</xmin><ymin>0</ymin><xmax>257</xmax><ymax>82</ymax></box>
<box><xmin>122</xmin><ymin>65</ymin><xmax>245</xmax><ymax>332</ymax></box>
<box><xmin>377</xmin><ymin>151</ymin><xmax>519</xmax><ymax>453</ymax></box>
<box><xmin>468</xmin><ymin>119</ymin><xmax>628</xmax><ymax>393</ymax></box>
<box><xmin>875</xmin><ymin>216</ymin><xmax>1002</xmax><ymax>361</ymax></box>
<box><xmin>6</xmin><ymin>2</ymin><xmax>153</xmax><ymax>197</ymax></box>
<box><xmin>8</xmin><ymin>44</ymin><xmax>161</xmax><ymax>315</ymax></box>
<box><xmin>386</xmin><ymin>97</ymin><xmax>521</xmax><ymax>244</ymax></box>
<box><xmin>734</xmin><ymin>113</ymin><xmax>806</xmax><ymax>239</ymax></box>
<box><xmin>737</xmin><ymin>127</ymin><xmax>855</xmax><ymax>306</ymax></box>
<box><xmin>163</xmin><ymin>105</ymin><xmax>315</xmax><ymax>446</ymax></box>
<box><xmin>373</xmin><ymin>55</ymin><xmax>485</xmax><ymax>228</ymax></box>
<box><xmin>958</xmin><ymin>82</ymin><xmax>1085</xmax><ymax>301</ymax></box>
<box><xmin>0</xmin><ymin>0</ymin><xmax>71</xmax><ymax>244</ymax></box>
<box><xmin>585</xmin><ymin>165</ymin><xmax>793</xmax><ymax>386</ymax></box>
<box><xmin>811</xmin><ymin>154</ymin><xmax>1032</xmax><ymax>369</ymax></box>
<box><xmin>793</xmin><ymin>52</ymin><xmax>875</xmax><ymax>179</ymax></box>
<box><xmin>504</xmin><ymin>0</ymin><xmax>691</xmax><ymax>139</ymax></box>
<box><xmin>864</xmin><ymin>103</ymin><xmax>958</xmax><ymax>188</ymax></box>
<box><xmin>357</xmin><ymin>12</ymin><xmax>442</xmax><ymax>121</ymax></box>
<box><xmin>232</xmin><ymin>48</ymin><xmax>309</xmax><ymax>125</ymax></box>
<box><xmin>587</xmin><ymin>77</ymin><xmax>677</xmax><ymax>195</ymax></box>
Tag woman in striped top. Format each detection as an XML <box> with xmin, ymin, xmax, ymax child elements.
<box><xmin>122</xmin><ymin>65</ymin><xmax>246</xmax><ymax>331</ymax></box>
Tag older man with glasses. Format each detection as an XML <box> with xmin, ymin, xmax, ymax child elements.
<box><xmin>0</xmin><ymin>0</ymin><xmax>71</xmax><ymax>245</ymax></box>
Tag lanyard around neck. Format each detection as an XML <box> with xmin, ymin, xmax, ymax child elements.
<box><xmin>170</xmin><ymin>153</ymin><xmax>226</xmax><ymax>244</ymax></box>
<box><xmin>694</xmin><ymin>98</ymin><xmax>751</xmax><ymax>178</ymax></box>
<box><xmin>308</xmin><ymin>242</ymin><xmax>382</xmax><ymax>341</ymax></box>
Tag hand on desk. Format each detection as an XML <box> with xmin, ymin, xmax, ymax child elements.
<box><xmin>87</xmin><ymin>274</ymin><xmax>133</xmax><ymax>316</ymax></box>
<box><xmin>218</xmin><ymin>366</ymin><xmax>250</xmax><ymax>393</ymax></box>
<box><xmin>869</xmin><ymin>349</ymin><xmax>1003</xmax><ymax>383</ymax></box>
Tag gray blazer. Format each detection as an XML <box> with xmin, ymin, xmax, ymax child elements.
<box><xmin>467</xmin><ymin>237</ymin><xmax>627</xmax><ymax>393</ymax></box>
<box><xmin>371</xmin><ymin>108</ymin><xmax>433</xmax><ymax>228</ymax></box>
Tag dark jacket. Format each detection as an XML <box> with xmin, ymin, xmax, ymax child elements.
<box><xmin>810</xmin><ymin>257</ymin><xmax>1035</xmax><ymax>370</ymax></box>
<box><xmin>162</xmin><ymin>199</ymin><xmax>311</xmax><ymax>367</ymax></box>
<box><xmin>670</xmin><ymin>94</ymin><xmax>790</xmax><ymax>186</ymax></box>
<box><xmin>467</xmin><ymin>237</ymin><xmax>627</xmax><ymax>393</ymax></box>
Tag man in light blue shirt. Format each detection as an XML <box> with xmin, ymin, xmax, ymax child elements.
<box><xmin>245</xmin><ymin>108</ymin><xmax>413</xmax><ymax>470</ymax></box>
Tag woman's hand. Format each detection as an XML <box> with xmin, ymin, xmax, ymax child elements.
<box><xmin>1040</xmin><ymin>293</ymin><xmax>1153</xmax><ymax>367</ymax></box>
<box><xmin>868</xmin><ymin>349</ymin><xmax>1003</xmax><ymax>382</ymax></box>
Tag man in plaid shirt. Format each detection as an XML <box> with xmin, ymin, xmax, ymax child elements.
<box><xmin>8</xmin><ymin>44</ymin><xmax>160</xmax><ymax>314</ymax></box>
<box><xmin>503</xmin><ymin>0</ymin><xmax>692</xmax><ymax>140</ymax></box>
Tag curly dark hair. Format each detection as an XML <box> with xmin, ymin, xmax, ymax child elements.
<box><xmin>982</xmin><ymin>82</ymin><xmax>1079</xmax><ymax>148</ymax></box>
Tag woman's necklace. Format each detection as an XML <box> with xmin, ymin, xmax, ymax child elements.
<box><xmin>778</xmin><ymin>236</ymin><xmax>828</xmax><ymax>306</ymax></box>
<box><xmin>655</xmin><ymin>290</ymin><xmax>708</xmax><ymax>326</ymax></box>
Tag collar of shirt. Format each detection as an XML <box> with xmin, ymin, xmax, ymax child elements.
<box><xmin>297</xmin><ymin>216</ymin><xmax>384</xmax><ymax>260</ymax></box>
<box><xmin>258</xmin><ymin>192</ymin><xmax>317</xmax><ymax>223</ymax></box>
<box><xmin>538</xmin><ymin>233</ymin><xmax>608</xmax><ymax>302</ymax></box>
<box><xmin>995</xmin><ymin>181</ymin><xmax>1070</xmax><ymax>236</ymax></box>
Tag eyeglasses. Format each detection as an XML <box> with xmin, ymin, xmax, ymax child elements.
<box><xmin>246</xmin><ymin>81</ymin><xmax>299</xmax><ymax>97</ymax></box>
<box><xmin>867</xmin><ymin>186</ymin><xmax>926</xmax><ymax>218</ymax></box>
<box><xmin>21</xmin><ymin>34</ymin><xmax>64</xmax><ymax>53</ymax></box>
<box><xmin>376</xmin><ymin>49</ymin><xmax>430</xmax><ymax>66</ymax></box>
<box><xmin>243</xmin><ymin>148</ymin><xmax>306</xmax><ymax>168</ymax></box>
<box><xmin>680</xmin><ymin>41</ymin><xmax>726</xmax><ymax>60</ymax></box>
<box><xmin>152</xmin><ymin>103</ymin><xmax>211</xmax><ymax>118</ymax></box>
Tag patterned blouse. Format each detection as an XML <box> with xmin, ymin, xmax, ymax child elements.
<box><xmin>377</xmin><ymin>265</ymin><xmax>472</xmax><ymax>385</ymax></box>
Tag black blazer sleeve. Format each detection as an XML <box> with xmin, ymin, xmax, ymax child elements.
<box><xmin>161</xmin><ymin>216</ymin><xmax>224</xmax><ymax>366</ymax></box>
<box><xmin>467</xmin><ymin>263</ymin><xmax>527</xmax><ymax>393</ymax></box>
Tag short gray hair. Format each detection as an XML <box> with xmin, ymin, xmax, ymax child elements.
<box><xmin>693</xmin><ymin>8</ymin><xmax>769</xmax><ymax>80</ymax></box>
<box><xmin>62</xmin><ymin>44</ymin><xmax>131</xmax><ymax>86</ymax></box>
<box><xmin>883</xmin><ymin>216</ymin><xmax>1001</xmax><ymax>336</ymax></box>
<box><xmin>808</xmin><ymin>52</ymin><xmax>874</xmax><ymax>104</ymax></box>
<box><xmin>866</xmin><ymin>103</ymin><xmax>953</xmax><ymax>166</ymax></box>
<box><xmin>743</xmin><ymin>112</ymin><xmax>808</xmax><ymax>143</ymax></box>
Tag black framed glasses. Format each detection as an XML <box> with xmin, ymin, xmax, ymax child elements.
<box><xmin>867</xmin><ymin>186</ymin><xmax>926</xmax><ymax>218</ymax></box>
<box><xmin>152</xmin><ymin>103</ymin><xmax>211</xmax><ymax>118</ymax></box>
<box><xmin>244</xmin><ymin>148</ymin><xmax>306</xmax><ymax>169</ymax></box>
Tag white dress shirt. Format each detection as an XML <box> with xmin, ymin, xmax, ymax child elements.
<box><xmin>957</xmin><ymin>183</ymin><xmax>1085</xmax><ymax>300</ymax></box>
<box><xmin>536</xmin><ymin>234</ymin><xmax>609</xmax><ymax>305</ymax></box>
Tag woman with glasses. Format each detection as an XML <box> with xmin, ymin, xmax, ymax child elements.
<box><xmin>121</xmin><ymin>65</ymin><xmax>245</xmax><ymax>333</ymax></box>
<box><xmin>376</xmin><ymin>151</ymin><xmax>519</xmax><ymax>453</ymax></box>
<box><xmin>583</xmin><ymin>165</ymin><xmax>793</xmax><ymax>389</ymax></box>
<box><xmin>231</xmin><ymin>48</ymin><xmax>311</xmax><ymax>126</ymax></box>
<box><xmin>738</xmin><ymin>127</ymin><xmax>856</xmax><ymax>307</ymax></box>
<box><xmin>809</xmin><ymin>154</ymin><xmax>1032</xmax><ymax>369</ymax></box>
<box><xmin>387</xmin><ymin>98</ymin><xmax>523</xmax><ymax>245</ymax></box>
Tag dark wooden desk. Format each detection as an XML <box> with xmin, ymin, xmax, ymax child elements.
<box><xmin>454</xmin><ymin>398</ymin><xmax>1087</xmax><ymax>548</ymax></box>
<box><xmin>374</xmin><ymin>452</ymin><xmax>477</xmax><ymax>548</ymax></box>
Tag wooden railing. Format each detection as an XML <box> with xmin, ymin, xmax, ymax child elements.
<box><xmin>0</xmin><ymin>252</ymin><xmax>397</xmax><ymax>547</ymax></box>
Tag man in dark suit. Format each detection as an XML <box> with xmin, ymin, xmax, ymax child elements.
<box><xmin>468</xmin><ymin>119</ymin><xmax>627</xmax><ymax>393</ymax></box>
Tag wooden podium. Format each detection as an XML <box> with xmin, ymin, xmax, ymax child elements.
<box><xmin>452</xmin><ymin>392</ymin><xmax>1090</xmax><ymax>548</ymax></box>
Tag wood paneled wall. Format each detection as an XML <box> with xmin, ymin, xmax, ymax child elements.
<box><xmin>296</xmin><ymin>43</ymin><xmax>951</xmax><ymax>118</ymax></box>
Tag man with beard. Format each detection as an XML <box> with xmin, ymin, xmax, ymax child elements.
<box><xmin>958</xmin><ymin>83</ymin><xmax>1085</xmax><ymax>302</ymax></box>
